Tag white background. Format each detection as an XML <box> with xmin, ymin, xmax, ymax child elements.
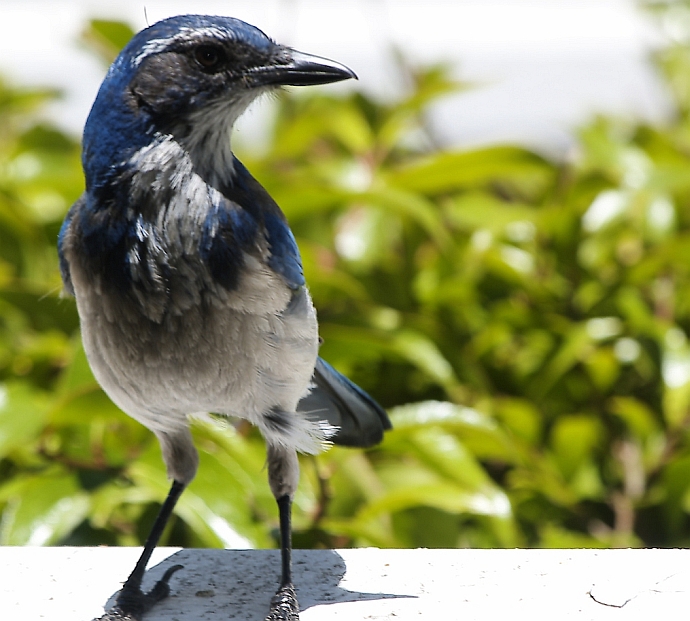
<box><xmin>0</xmin><ymin>0</ymin><xmax>674</xmax><ymax>155</ymax></box>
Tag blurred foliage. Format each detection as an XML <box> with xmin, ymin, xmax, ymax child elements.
<box><xmin>5</xmin><ymin>7</ymin><xmax>690</xmax><ymax>552</ymax></box>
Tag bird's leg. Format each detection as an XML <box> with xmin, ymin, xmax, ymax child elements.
<box><xmin>94</xmin><ymin>479</ymin><xmax>186</xmax><ymax>621</ymax></box>
<box><xmin>265</xmin><ymin>494</ymin><xmax>298</xmax><ymax>621</ymax></box>
<box><xmin>265</xmin><ymin>445</ymin><xmax>300</xmax><ymax>621</ymax></box>
<box><xmin>278</xmin><ymin>494</ymin><xmax>293</xmax><ymax>589</ymax></box>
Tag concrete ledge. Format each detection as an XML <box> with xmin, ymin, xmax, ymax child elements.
<box><xmin>1</xmin><ymin>547</ymin><xmax>689</xmax><ymax>620</ymax></box>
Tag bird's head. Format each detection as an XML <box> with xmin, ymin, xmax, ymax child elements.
<box><xmin>83</xmin><ymin>14</ymin><xmax>356</xmax><ymax>186</ymax></box>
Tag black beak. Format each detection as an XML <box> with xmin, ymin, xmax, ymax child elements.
<box><xmin>255</xmin><ymin>49</ymin><xmax>357</xmax><ymax>87</ymax></box>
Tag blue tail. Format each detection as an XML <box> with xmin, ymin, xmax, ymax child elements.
<box><xmin>299</xmin><ymin>357</ymin><xmax>391</xmax><ymax>447</ymax></box>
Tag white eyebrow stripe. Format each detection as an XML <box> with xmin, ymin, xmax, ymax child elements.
<box><xmin>132</xmin><ymin>26</ymin><xmax>237</xmax><ymax>66</ymax></box>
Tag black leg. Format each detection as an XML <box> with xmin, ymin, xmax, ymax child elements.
<box><xmin>265</xmin><ymin>494</ymin><xmax>299</xmax><ymax>621</ymax></box>
<box><xmin>278</xmin><ymin>494</ymin><xmax>293</xmax><ymax>587</ymax></box>
<box><xmin>94</xmin><ymin>479</ymin><xmax>186</xmax><ymax>621</ymax></box>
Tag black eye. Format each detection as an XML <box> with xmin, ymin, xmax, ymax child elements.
<box><xmin>194</xmin><ymin>45</ymin><xmax>224</xmax><ymax>70</ymax></box>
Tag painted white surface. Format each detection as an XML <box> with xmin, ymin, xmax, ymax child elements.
<box><xmin>0</xmin><ymin>0</ymin><xmax>673</xmax><ymax>154</ymax></box>
<box><xmin>1</xmin><ymin>547</ymin><xmax>689</xmax><ymax>620</ymax></box>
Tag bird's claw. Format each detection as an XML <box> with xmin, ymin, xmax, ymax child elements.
<box><xmin>264</xmin><ymin>584</ymin><xmax>299</xmax><ymax>621</ymax></box>
<box><xmin>92</xmin><ymin>564</ymin><xmax>183</xmax><ymax>621</ymax></box>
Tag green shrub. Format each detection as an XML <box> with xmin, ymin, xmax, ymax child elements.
<box><xmin>3</xmin><ymin>9</ymin><xmax>690</xmax><ymax>550</ymax></box>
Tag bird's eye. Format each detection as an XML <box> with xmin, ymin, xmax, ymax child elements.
<box><xmin>194</xmin><ymin>45</ymin><xmax>224</xmax><ymax>70</ymax></box>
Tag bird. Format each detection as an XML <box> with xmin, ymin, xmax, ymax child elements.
<box><xmin>57</xmin><ymin>14</ymin><xmax>391</xmax><ymax>621</ymax></box>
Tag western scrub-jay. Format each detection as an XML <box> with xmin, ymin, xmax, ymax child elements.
<box><xmin>58</xmin><ymin>14</ymin><xmax>390</xmax><ymax>621</ymax></box>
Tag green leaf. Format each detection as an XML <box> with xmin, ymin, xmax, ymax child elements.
<box><xmin>529</xmin><ymin>323</ymin><xmax>591</xmax><ymax>399</ymax></box>
<box><xmin>80</xmin><ymin>19</ymin><xmax>135</xmax><ymax>65</ymax></box>
<box><xmin>550</xmin><ymin>415</ymin><xmax>604</xmax><ymax>481</ymax></box>
<box><xmin>388</xmin><ymin>401</ymin><xmax>516</xmax><ymax>461</ymax></box>
<box><xmin>405</xmin><ymin>427</ymin><xmax>498</xmax><ymax>490</ymax></box>
<box><xmin>357</xmin><ymin>482</ymin><xmax>511</xmax><ymax>521</ymax></box>
<box><xmin>0</xmin><ymin>382</ymin><xmax>49</xmax><ymax>459</ymax></box>
<box><xmin>55</xmin><ymin>337</ymin><xmax>96</xmax><ymax>395</ymax></box>
<box><xmin>390</xmin><ymin>330</ymin><xmax>459</xmax><ymax>390</ymax></box>
<box><xmin>361</xmin><ymin>186</ymin><xmax>451</xmax><ymax>248</ymax></box>
<box><xmin>387</xmin><ymin>146</ymin><xmax>554</xmax><ymax>196</ymax></box>
<box><xmin>608</xmin><ymin>397</ymin><xmax>660</xmax><ymax>439</ymax></box>
<box><xmin>0</xmin><ymin>470</ymin><xmax>89</xmax><ymax>545</ymax></box>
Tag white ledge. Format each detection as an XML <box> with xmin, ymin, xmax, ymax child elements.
<box><xmin>1</xmin><ymin>547</ymin><xmax>690</xmax><ymax>620</ymax></box>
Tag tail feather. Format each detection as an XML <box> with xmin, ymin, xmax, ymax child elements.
<box><xmin>298</xmin><ymin>357</ymin><xmax>391</xmax><ymax>448</ymax></box>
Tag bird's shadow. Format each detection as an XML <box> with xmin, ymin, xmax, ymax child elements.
<box><xmin>99</xmin><ymin>549</ymin><xmax>412</xmax><ymax>620</ymax></box>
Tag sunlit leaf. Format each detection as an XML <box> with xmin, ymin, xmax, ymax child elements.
<box><xmin>0</xmin><ymin>382</ymin><xmax>49</xmax><ymax>459</ymax></box>
<box><xmin>0</xmin><ymin>470</ymin><xmax>89</xmax><ymax>544</ymax></box>
<box><xmin>387</xmin><ymin>146</ymin><xmax>554</xmax><ymax>197</ymax></box>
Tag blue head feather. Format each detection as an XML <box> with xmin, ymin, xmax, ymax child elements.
<box><xmin>61</xmin><ymin>13</ymin><xmax>357</xmax><ymax>309</ymax></box>
<box><xmin>82</xmin><ymin>15</ymin><xmax>275</xmax><ymax>191</ymax></box>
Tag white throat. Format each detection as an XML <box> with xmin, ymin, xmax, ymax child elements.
<box><xmin>180</xmin><ymin>89</ymin><xmax>266</xmax><ymax>187</ymax></box>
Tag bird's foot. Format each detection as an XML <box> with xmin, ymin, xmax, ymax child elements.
<box><xmin>265</xmin><ymin>584</ymin><xmax>299</xmax><ymax>621</ymax></box>
<box><xmin>92</xmin><ymin>565</ymin><xmax>183</xmax><ymax>621</ymax></box>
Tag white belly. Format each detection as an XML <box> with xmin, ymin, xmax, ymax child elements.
<box><xmin>74</xmin><ymin>279</ymin><xmax>321</xmax><ymax>451</ymax></box>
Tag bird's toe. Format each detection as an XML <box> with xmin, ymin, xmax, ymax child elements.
<box><xmin>93</xmin><ymin>565</ymin><xmax>183</xmax><ymax>621</ymax></box>
<box><xmin>265</xmin><ymin>584</ymin><xmax>299</xmax><ymax>621</ymax></box>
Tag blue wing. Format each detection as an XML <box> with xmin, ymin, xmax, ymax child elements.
<box><xmin>217</xmin><ymin>158</ymin><xmax>305</xmax><ymax>291</ymax></box>
<box><xmin>263</xmin><ymin>212</ymin><xmax>305</xmax><ymax>291</ymax></box>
